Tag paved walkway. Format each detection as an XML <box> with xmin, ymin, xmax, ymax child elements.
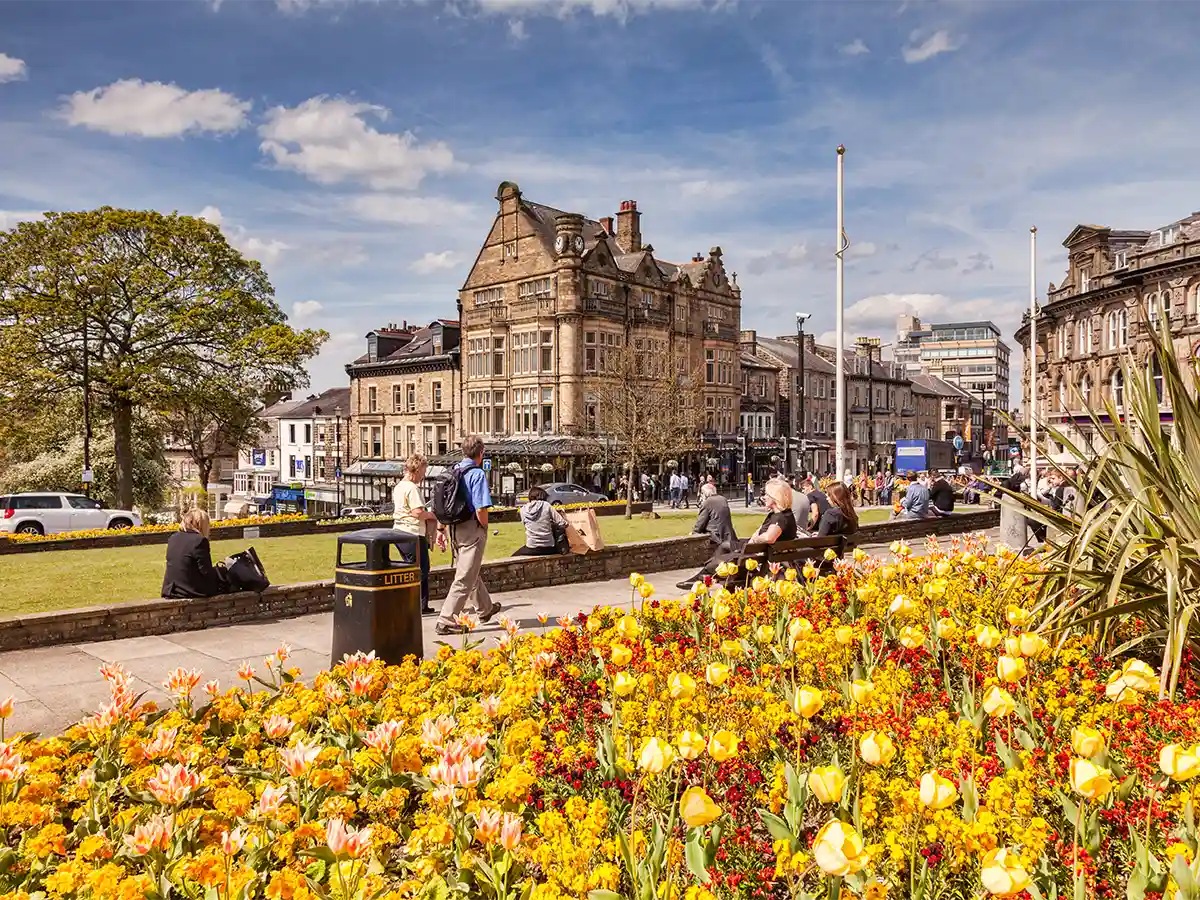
<box><xmin>0</xmin><ymin>526</ymin><xmax>998</xmax><ymax>736</ymax></box>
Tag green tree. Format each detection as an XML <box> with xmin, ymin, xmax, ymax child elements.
<box><xmin>0</xmin><ymin>208</ymin><xmax>327</xmax><ymax>509</ymax></box>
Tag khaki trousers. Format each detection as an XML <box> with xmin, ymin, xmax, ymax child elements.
<box><xmin>438</xmin><ymin>517</ymin><xmax>493</xmax><ymax>626</ymax></box>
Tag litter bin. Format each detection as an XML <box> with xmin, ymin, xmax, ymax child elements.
<box><xmin>332</xmin><ymin>528</ymin><xmax>423</xmax><ymax>667</ymax></box>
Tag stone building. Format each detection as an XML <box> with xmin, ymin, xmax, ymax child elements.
<box><xmin>1015</xmin><ymin>213</ymin><xmax>1200</xmax><ymax>456</ymax></box>
<box><xmin>344</xmin><ymin>320</ymin><xmax>461</xmax><ymax>505</ymax></box>
<box><xmin>456</xmin><ymin>182</ymin><xmax>744</xmax><ymax>481</ymax></box>
<box><xmin>910</xmin><ymin>374</ymin><xmax>984</xmax><ymax>460</ymax></box>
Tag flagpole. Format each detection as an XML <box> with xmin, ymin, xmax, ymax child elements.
<box><xmin>1029</xmin><ymin>226</ymin><xmax>1038</xmax><ymax>477</ymax></box>
<box><xmin>835</xmin><ymin>145</ymin><xmax>847</xmax><ymax>479</ymax></box>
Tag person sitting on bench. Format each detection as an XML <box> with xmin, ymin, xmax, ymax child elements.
<box><xmin>676</xmin><ymin>479</ymin><xmax>796</xmax><ymax>590</ymax></box>
<box><xmin>691</xmin><ymin>481</ymin><xmax>738</xmax><ymax>552</ymax></box>
<box><xmin>811</xmin><ymin>481</ymin><xmax>859</xmax><ymax>537</ymax></box>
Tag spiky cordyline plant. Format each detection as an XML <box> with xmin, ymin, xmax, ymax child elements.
<box><xmin>1008</xmin><ymin>315</ymin><xmax>1200</xmax><ymax>699</ymax></box>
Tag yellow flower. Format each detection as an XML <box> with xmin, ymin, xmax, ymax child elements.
<box><xmin>784</xmin><ymin>568</ymin><xmax>797</xmax><ymax>581</ymax></box>
<box><xmin>637</xmin><ymin>737</ymin><xmax>676</xmax><ymax>774</ymax></box>
<box><xmin>756</xmin><ymin>625</ymin><xmax>775</xmax><ymax>644</ymax></box>
<box><xmin>888</xmin><ymin>594</ymin><xmax>917</xmax><ymax>617</ymax></box>
<box><xmin>611</xmin><ymin>645</ymin><xmax>632</xmax><ymax>667</ymax></box>
<box><xmin>707</xmin><ymin>730</ymin><xmax>739</xmax><ymax>762</ymax></box>
<box><xmin>918</xmin><ymin>772</ymin><xmax>958</xmax><ymax>810</ymax></box>
<box><xmin>788</xmin><ymin>618</ymin><xmax>814</xmax><ymax>643</ymax></box>
<box><xmin>638</xmin><ymin>583</ymin><xmax>655</xmax><ymax>600</ymax></box>
<box><xmin>677</xmin><ymin>731</ymin><xmax>706</xmax><ymax>760</ymax></box>
<box><xmin>793</xmin><ymin>686</ymin><xmax>824</xmax><ymax>718</ymax></box>
<box><xmin>936</xmin><ymin>617</ymin><xmax>958</xmax><ymax>639</ymax></box>
<box><xmin>980</xmin><ymin>847</ymin><xmax>1031</xmax><ymax>896</ymax></box>
<box><xmin>850</xmin><ymin>679</ymin><xmax>875</xmax><ymax>705</ymax></box>
<box><xmin>613</xmin><ymin>672</ymin><xmax>637</xmax><ymax>697</ymax></box>
<box><xmin>1069</xmin><ymin>757</ymin><xmax>1113</xmax><ymax>800</ymax></box>
<box><xmin>616</xmin><ymin>616</ymin><xmax>641</xmax><ymax>640</ymax></box>
<box><xmin>982</xmin><ymin>685</ymin><xmax>1015</xmax><ymax>718</ymax></box>
<box><xmin>1071</xmin><ymin>727</ymin><xmax>1104</xmax><ymax>759</ymax></box>
<box><xmin>668</xmin><ymin>672</ymin><xmax>697</xmax><ymax>700</ymax></box>
<box><xmin>975</xmin><ymin>625</ymin><xmax>1003</xmax><ymax>649</ymax></box>
<box><xmin>704</xmin><ymin>663</ymin><xmax>731</xmax><ymax>687</ymax></box>
<box><xmin>802</xmin><ymin>563</ymin><xmax>818</xmax><ymax>580</ymax></box>
<box><xmin>720</xmin><ymin>640</ymin><xmax>744</xmax><ymax>658</ymax></box>
<box><xmin>996</xmin><ymin>655</ymin><xmax>1027</xmax><ymax>683</ymax></box>
<box><xmin>1159</xmin><ymin>744</ymin><xmax>1200</xmax><ymax>781</ymax></box>
<box><xmin>1005</xmin><ymin>605</ymin><xmax>1029</xmax><ymax>627</ymax></box>
<box><xmin>629</xmin><ymin>573</ymin><xmax>644</xmax><ymax>587</ymax></box>
<box><xmin>859</xmin><ymin>731</ymin><xmax>896</xmax><ymax>766</ymax></box>
<box><xmin>852</xmin><ymin>547</ymin><xmax>868</xmax><ymax>562</ymax></box>
<box><xmin>715</xmin><ymin>562</ymin><xmax>736</xmax><ymax>578</ymax></box>
<box><xmin>1120</xmin><ymin>659</ymin><xmax>1158</xmax><ymax>693</ymax></box>
<box><xmin>812</xmin><ymin>820</ymin><xmax>869</xmax><ymax>876</ymax></box>
<box><xmin>823</xmin><ymin>548</ymin><xmax>837</xmax><ymax>561</ymax></box>
<box><xmin>808</xmin><ymin>765</ymin><xmax>847</xmax><ymax>804</ymax></box>
<box><xmin>745</xmin><ymin>558</ymin><xmax>759</xmax><ymax>571</ymax></box>
<box><xmin>711</xmin><ymin>601</ymin><xmax>733</xmax><ymax>622</ymax></box>
<box><xmin>1007</xmin><ymin>632</ymin><xmax>1049</xmax><ymax>658</ymax></box>
<box><xmin>679</xmin><ymin>786</ymin><xmax>722</xmax><ymax>828</ymax></box>
<box><xmin>899</xmin><ymin>626</ymin><xmax>925</xmax><ymax>650</ymax></box>
<box><xmin>834</xmin><ymin>626</ymin><xmax>855</xmax><ymax>646</ymax></box>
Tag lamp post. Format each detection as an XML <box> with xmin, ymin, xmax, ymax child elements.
<box><xmin>334</xmin><ymin>405</ymin><xmax>343</xmax><ymax>510</ymax></box>
<box><xmin>1029</xmin><ymin>226</ymin><xmax>1038</xmax><ymax>478</ymax></box>
<box><xmin>795</xmin><ymin>312</ymin><xmax>810</xmax><ymax>473</ymax></box>
<box><xmin>80</xmin><ymin>281</ymin><xmax>100</xmax><ymax>498</ymax></box>
<box><xmin>834</xmin><ymin>145</ymin><xmax>847</xmax><ymax>479</ymax></box>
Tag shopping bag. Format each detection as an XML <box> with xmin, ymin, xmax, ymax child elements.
<box><xmin>224</xmin><ymin>546</ymin><xmax>271</xmax><ymax>592</ymax></box>
<box><xmin>563</xmin><ymin>509</ymin><xmax>605</xmax><ymax>553</ymax></box>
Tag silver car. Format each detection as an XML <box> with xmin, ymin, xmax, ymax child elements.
<box><xmin>517</xmin><ymin>482</ymin><xmax>608</xmax><ymax>506</ymax></box>
<box><xmin>0</xmin><ymin>493</ymin><xmax>142</xmax><ymax>536</ymax></box>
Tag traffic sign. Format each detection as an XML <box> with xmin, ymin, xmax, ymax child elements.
<box><xmin>952</xmin><ymin>435</ymin><xmax>964</xmax><ymax>451</ymax></box>
<box><xmin>482</xmin><ymin>458</ymin><xmax>492</xmax><ymax>472</ymax></box>
<box><xmin>335</xmin><ymin>467</ymin><xmax>343</xmax><ymax>479</ymax></box>
<box><xmin>81</xmin><ymin>468</ymin><xmax>94</xmax><ymax>484</ymax></box>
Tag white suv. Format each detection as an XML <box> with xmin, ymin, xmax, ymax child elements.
<box><xmin>0</xmin><ymin>493</ymin><xmax>142</xmax><ymax>536</ymax></box>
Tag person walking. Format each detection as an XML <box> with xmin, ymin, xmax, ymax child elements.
<box><xmin>436</xmin><ymin>435</ymin><xmax>500</xmax><ymax>635</ymax></box>
<box><xmin>680</xmin><ymin>472</ymin><xmax>691</xmax><ymax>509</ymax></box>
<box><xmin>668</xmin><ymin>470</ymin><xmax>681</xmax><ymax>508</ymax></box>
<box><xmin>392</xmin><ymin>454</ymin><xmax>442</xmax><ymax>614</ymax></box>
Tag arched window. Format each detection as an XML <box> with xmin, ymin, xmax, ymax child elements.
<box><xmin>1077</xmin><ymin>321</ymin><xmax>1086</xmax><ymax>355</ymax></box>
<box><xmin>1118</xmin><ymin>308</ymin><xmax>1128</xmax><ymax>346</ymax></box>
<box><xmin>1081</xmin><ymin>373</ymin><xmax>1092</xmax><ymax>406</ymax></box>
<box><xmin>1148</xmin><ymin>292</ymin><xmax>1159</xmax><ymax>323</ymax></box>
<box><xmin>1151</xmin><ymin>357</ymin><xmax>1164</xmax><ymax>405</ymax></box>
<box><xmin>1111</xmin><ymin>370</ymin><xmax>1124</xmax><ymax>409</ymax></box>
<box><xmin>1164</xmin><ymin>289</ymin><xmax>1173</xmax><ymax>318</ymax></box>
<box><xmin>1058</xmin><ymin>379</ymin><xmax>1068</xmax><ymax>412</ymax></box>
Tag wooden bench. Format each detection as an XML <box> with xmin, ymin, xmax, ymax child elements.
<box><xmin>726</xmin><ymin>534</ymin><xmax>849</xmax><ymax>584</ymax></box>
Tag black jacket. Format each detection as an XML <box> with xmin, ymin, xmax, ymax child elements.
<box><xmin>816</xmin><ymin>507</ymin><xmax>858</xmax><ymax>537</ymax></box>
<box><xmin>930</xmin><ymin>479</ymin><xmax>955</xmax><ymax>513</ymax></box>
<box><xmin>162</xmin><ymin>531</ymin><xmax>226</xmax><ymax>598</ymax></box>
<box><xmin>693</xmin><ymin>494</ymin><xmax>738</xmax><ymax>551</ymax></box>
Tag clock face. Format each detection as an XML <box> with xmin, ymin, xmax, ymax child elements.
<box><xmin>554</xmin><ymin>234</ymin><xmax>567</xmax><ymax>254</ymax></box>
<box><xmin>573</xmin><ymin>234</ymin><xmax>585</xmax><ymax>254</ymax></box>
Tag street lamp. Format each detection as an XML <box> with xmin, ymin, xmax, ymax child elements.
<box><xmin>334</xmin><ymin>404</ymin><xmax>343</xmax><ymax>509</ymax></box>
<box><xmin>79</xmin><ymin>279</ymin><xmax>104</xmax><ymax>498</ymax></box>
<box><xmin>795</xmin><ymin>312</ymin><xmax>811</xmax><ymax>473</ymax></box>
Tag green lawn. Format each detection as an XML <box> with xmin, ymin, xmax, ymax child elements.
<box><xmin>0</xmin><ymin>509</ymin><xmax>889</xmax><ymax>617</ymax></box>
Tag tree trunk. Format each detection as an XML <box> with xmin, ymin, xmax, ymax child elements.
<box><xmin>625</xmin><ymin>451</ymin><xmax>635</xmax><ymax>520</ymax></box>
<box><xmin>196</xmin><ymin>456</ymin><xmax>213</xmax><ymax>509</ymax></box>
<box><xmin>112</xmin><ymin>397</ymin><xmax>135</xmax><ymax>511</ymax></box>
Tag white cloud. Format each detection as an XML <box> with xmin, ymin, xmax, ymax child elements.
<box><xmin>258</xmin><ymin>96</ymin><xmax>456</xmax><ymax>189</ymax></box>
<box><xmin>747</xmin><ymin>239</ymin><xmax>878</xmax><ymax>275</ymax></box>
<box><xmin>236</xmin><ymin>235</ymin><xmax>291</xmax><ymax>266</ymax></box>
<box><xmin>0</xmin><ymin>53</ymin><xmax>27</xmax><ymax>83</ymax></box>
<box><xmin>679</xmin><ymin>179</ymin><xmax>740</xmax><ymax>200</ymax></box>
<box><xmin>0</xmin><ymin>209</ymin><xmax>44</xmax><ymax>230</ymax></box>
<box><xmin>759</xmin><ymin>45</ymin><xmax>793</xmax><ymax>92</ymax></box>
<box><xmin>839</xmin><ymin>38</ymin><xmax>870</xmax><ymax>57</ymax></box>
<box><xmin>411</xmin><ymin>250</ymin><xmax>460</xmax><ymax>274</ymax></box>
<box><xmin>197</xmin><ymin>205</ymin><xmax>223</xmax><ymax>227</ymax></box>
<box><xmin>348</xmin><ymin>193</ymin><xmax>477</xmax><ymax>225</ymax></box>
<box><xmin>292</xmin><ymin>300</ymin><xmax>323</xmax><ymax>320</ymax></box>
<box><xmin>815</xmin><ymin>291</ymin><xmax>1023</xmax><ymax>347</ymax></box>
<box><xmin>59</xmin><ymin>79</ymin><xmax>251</xmax><ymax>137</ymax></box>
<box><xmin>902</xmin><ymin>28</ymin><xmax>963</xmax><ymax>64</ymax></box>
<box><xmin>277</xmin><ymin>0</ymin><xmax>718</xmax><ymax>20</ymax></box>
<box><xmin>507</xmin><ymin>19</ymin><xmax>528</xmax><ymax>40</ymax></box>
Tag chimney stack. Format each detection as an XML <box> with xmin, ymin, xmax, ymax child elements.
<box><xmin>615</xmin><ymin>200</ymin><xmax>641</xmax><ymax>253</ymax></box>
<box><xmin>599</xmin><ymin>216</ymin><xmax>613</xmax><ymax>236</ymax></box>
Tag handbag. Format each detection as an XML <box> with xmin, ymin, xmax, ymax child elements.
<box><xmin>223</xmin><ymin>546</ymin><xmax>271</xmax><ymax>592</ymax></box>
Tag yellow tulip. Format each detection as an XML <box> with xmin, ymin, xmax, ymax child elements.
<box><xmin>677</xmin><ymin>730</ymin><xmax>706</xmax><ymax>760</ymax></box>
<box><xmin>982</xmin><ymin>685</ymin><xmax>1015</xmax><ymax>718</ymax></box>
<box><xmin>835</xmin><ymin>626</ymin><xmax>855</xmax><ymax>646</ymax></box>
<box><xmin>996</xmin><ymin>655</ymin><xmax>1028</xmax><ymax>683</ymax></box>
<box><xmin>793</xmin><ymin>686</ymin><xmax>824</xmax><ymax>718</ymax></box>
<box><xmin>980</xmin><ymin>847</ymin><xmax>1031</xmax><ymax>897</ymax></box>
<box><xmin>899</xmin><ymin>626</ymin><xmax>925</xmax><ymax>649</ymax></box>
<box><xmin>616</xmin><ymin>615</ymin><xmax>641</xmax><ymax>640</ymax></box>
<box><xmin>679</xmin><ymin>786</ymin><xmax>722</xmax><ymax>828</ymax></box>
<box><xmin>936</xmin><ymin>617</ymin><xmax>958</xmax><ymax>639</ymax></box>
<box><xmin>714</xmin><ymin>562</ymin><xmax>734</xmax><ymax>578</ymax></box>
<box><xmin>1070</xmin><ymin>726</ymin><xmax>1104</xmax><ymax>759</ymax></box>
<box><xmin>889</xmin><ymin>540</ymin><xmax>903</xmax><ymax>554</ymax></box>
<box><xmin>852</xmin><ymin>548</ymin><xmax>868</xmax><ymax>562</ymax></box>
<box><xmin>745</xmin><ymin>558</ymin><xmax>759</xmax><ymax>571</ymax></box>
<box><xmin>638</xmin><ymin>583</ymin><xmax>654</xmax><ymax>600</ymax></box>
<box><xmin>788</xmin><ymin>617</ymin><xmax>813</xmax><ymax>644</ymax></box>
<box><xmin>707</xmin><ymin>730</ymin><xmax>739</xmax><ymax>762</ymax></box>
<box><xmin>1159</xmin><ymin>743</ymin><xmax>1200</xmax><ymax>781</ymax></box>
<box><xmin>613</xmin><ymin>672</ymin><xmax>637</xmax><ymax>696</ymax></box>
<box><xmin>880</xmin><ymin>565</ymin><xmax>896</xmax><ymax>581</ymax></box>
<box><xmin>755</xmin><ymin>624</ymin><xmax>775</xmax><ymax>643</ymax></box>
<box><xmin>812</xmin><ymin>820</ymin><xmax>869</xmax><ymax>876</ymax></box>
<box><xmin>637</xmin><ymin>736</ymin><xmax>676</xmax><ymax>774</ymax></box>
<box><xmin>1120</xmin><ymin>659</ymin><xmax>1158</xmax><ymax>693</ymax></box>
<box><xmin>850</xmin><ymin>679</ymin><xmax>875</xmax><ymax>705</ymax></box>
<box><xmin>784</xmin><ymin>568</ymin><xmax>797</xmax><ymax>581</ymax></box>
<box><xmin>751</xmin><ymin>576</ymin><xmax>770</xmax><ymax>593</ymax></box>
<box><xmin>1005</xmin><ymin>605</ymin><xmax>1029</xmax><ymax>627</ymax></box>
<box><xmin>690</xmin><ymin>581</ymin><xmax>708</xmax><ymax>597</ymax></box>
<box><xmin>1069</xmin><ymin>757</ymin><xmax>1113</xmax><ymax>800</ymax></box>
<box><xmin>610</xmin><ymin>644</ymin><xmax>632</xmax><ymax>667</ymax></box>
<box><xmin>808</xmin><ymin>765</ymin><xmax>846</xmax><ymax>804</ymax></box>
<box><xmin>859</xmin><ymin>731</ymin><xmax>896</xmax><ymax>766</ymax></box>
<box><xmin>668</xmin><ymin>672</ymin><xmax>696</xmax><ymax>700</ymax></box>
<box><xmin>704</xmin><ymin>662</ymin><xmax>731</xmax><ymax>687</ymax></box>
<box><xmin>1017</xmin><ymin>632</ymin><xmax>1049</xmax><ymax>658</ymax></box>
<box><xmin>629</xmin><ymin>573</ymin><xmax>644</xmax><ymax>588</ymax></box>
<box><xmin>823</xmin><ymin>547</ymin><xmax>837</xmax><ymax>561</ymax></box>
<box><xmin>720</xmin><ymin>639</ymin><xmax>743</xmax><ymax>658</ymax></box>
<box><xmin>918</xmin><ymin>772</ymin><xmax>958</xmax><ymax>810</ymax></box>
<box><xmin>888</xmin><ymin>594</ymin><xmax>917</xmax><ymax>617</ymax></box>
<box><xmin>934</xmin><ymin>560</ymin><xmax>952</xmax><ymax>577</ymax></box>
<box><xmin>802</xmin><ymin>563</ymin><xmax>818</xmax><ymax>580</ymax></box>
<box><xmin>711</xmin><ymin>601</ymin><xmax>732</xmax><ymax>622</ymax></box>
<box><xmin>975</xmin><ymin>625</ymin><xmax>1003</xmax><ymax>649</ymax></box>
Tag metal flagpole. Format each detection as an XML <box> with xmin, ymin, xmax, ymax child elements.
<box><xmin>835</xmin><ymin>145</ymin><xmax>847</xmax><ymax>479</ymax></box>
<box><xmin>1029</xmin><ymin>226</ymin><xmax>1038</xmax><ymax>477</ymax></box>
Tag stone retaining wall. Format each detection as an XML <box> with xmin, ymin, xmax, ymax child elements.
<box><xmin>0</xmin><ymin>509</ymin><xmax>999</xmax><ymax>651</ymax></box>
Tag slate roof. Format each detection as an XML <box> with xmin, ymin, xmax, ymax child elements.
<box><xmin>909</xmin><ymin>374</ymin><xmax>973</xmax><ymax>400</ymax></box>
<box><xmin>754</xmin><ymin>336</ymin><xmax>837</xmax><ymax>375</ymax></box>
<box><xmin>279</xmin><ymin>387</ymin><xmax>352</xmax><ymax>419</ymax></box>
<box><xmin>348</xmin><ymin>321</ymin><xmax>459</xmax><ymax>367</ymax></box>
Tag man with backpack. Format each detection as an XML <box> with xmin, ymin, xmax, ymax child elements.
<box><xmin>433</xmin><ymin>434</ymin><xmax>500</xmax><ymax>635</ymax></box>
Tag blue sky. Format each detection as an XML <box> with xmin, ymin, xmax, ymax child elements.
<box><xmin>2</xmin><ymin>0</ymin><xmax>1198</xmax><ymax>394</ymax></box>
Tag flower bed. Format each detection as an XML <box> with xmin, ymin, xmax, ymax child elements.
<box><xmin>2</xmin><ymin>536</ymin><xmax>1198</xmax><ymax>898</ymax></box>
<box><xmin>0</xmin><ymin>513</ymin><xmax>308</xmax><ymax>544</ymax></box>
<box><xmin>314</xmin><ymin>500</ymin><xmax>637</xmax><ymax>528</ymax></box>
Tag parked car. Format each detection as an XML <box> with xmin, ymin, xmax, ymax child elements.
<box><xmin>338</xmin><ymin>506</ymin><xmax>377</xmax><ymax>518</ymax></box>
<box><xmin>0</xmin><ymin>493</ymin><xmax>142</xmax><ymax>536</ymax></box>
<box><xmin>516</xmin><ymin>483</ymin><xmax>608</xmax><ymax>506</ymax></box>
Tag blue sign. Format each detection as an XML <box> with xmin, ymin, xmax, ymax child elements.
<box><xmin>251</xmin><ymin>449</ymin><xmax>266</xmax><ymax>466</ymax></box>
<box><xmin>952</xmin><ymin>435</ymin><xmax>965</xmax><ymax>451</ymax></box>
<box><xmin>482</xmin><ymin>458</ymin><xmax>492</xmax><ymax>472</ymax></box>
<box><xmin>335</xmin><ymin>467</ymin><xmax>343</xmax><ymax>479</ymax></box>
<box><xmin>295</xmin><ymin>459</ymin><xmax>306</xmax><ymax>474</ymax></box>
<box><xmin>272</xmin><ymin>487</ymin><xmax>305</xmax><ymax>502</ymax></box>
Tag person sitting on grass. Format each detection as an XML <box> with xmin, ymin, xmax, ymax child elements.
<box><xmin>162</xmin><ymin>508</ymin><xmax>227</xmax><ymax>599</ymax></box>
<box><xmin>515</xmin><ymin>485</ymin><xmax>569</xmax><ymax>556</ymax></box>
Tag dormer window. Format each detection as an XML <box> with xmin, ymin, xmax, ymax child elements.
<box><xmin>1114</xmin><ymin>250</ymin><xmax>1128</xmax><ymax>269</ymax></box>
<box><xmin>1158</xmin><ymin>226</ymin><xmax>1180</xmax><ymax>245</ymax></box>
<box><xmin>1080</xmin><ymin>270</ymin><xmax>1091</xmax><ymax>293</ymax></box>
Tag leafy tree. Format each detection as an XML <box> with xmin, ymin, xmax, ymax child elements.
<box><xmin>0</xmin><ymin>208</ymin><xmax>327</xmax><ymax>509</ymax></box>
